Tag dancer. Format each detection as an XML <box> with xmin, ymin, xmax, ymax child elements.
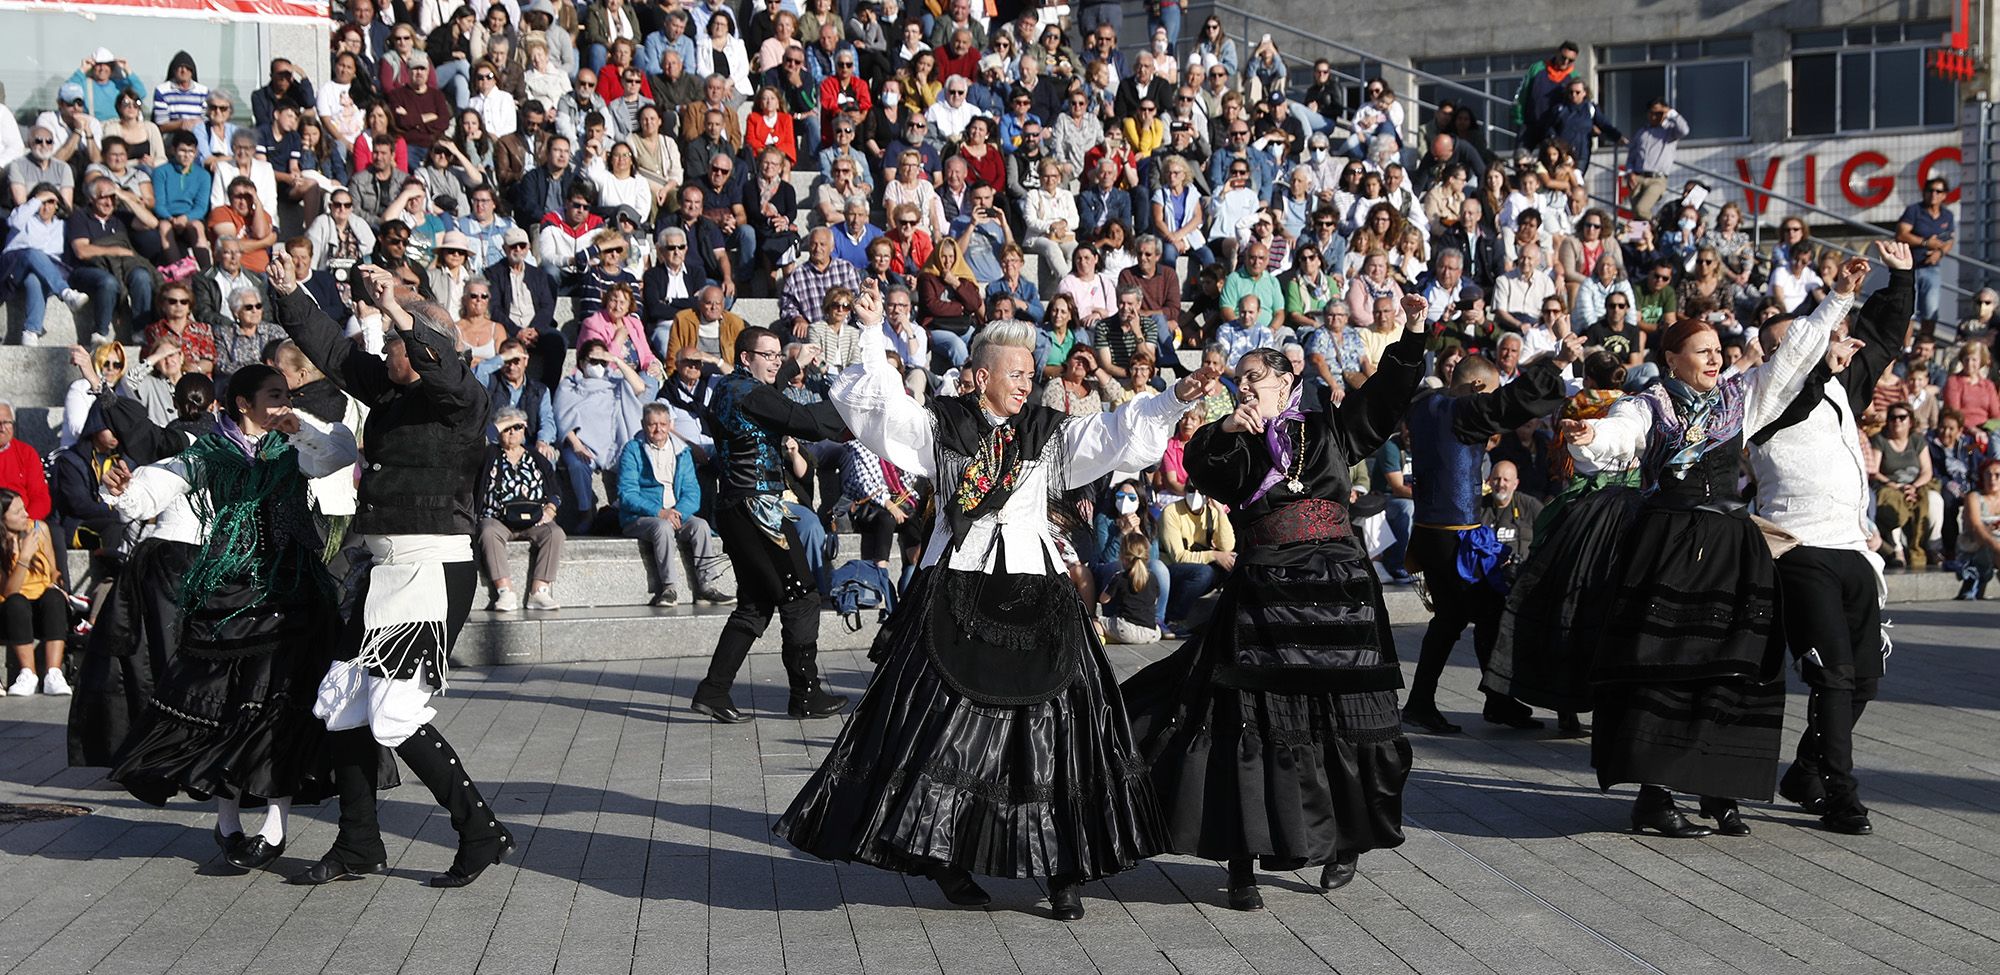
<box><xmin>265</xmin><ymin>258</ymin><xmax>513</xmax><ymax>889</ymax></box>
<box><xmin>777</xmin><ymin>285</ymin><xmax>1219</xmax><ymax>921</ymax></box>
<box><xmin>67</xmin><ymin>376</ymin><xmax>214</xmax><ymax>768</ymax></box>
<box><xmin>1399</xmin><ymin>327</ymin><xmax>1583</xmax><ymax>734</ymax></box>
<box><xmin>104</xmin><ymin>365</ymin><xmax>356</xmax><ymax>872</ymax></box>
<box><xmin>1495</xmin><ymin>255</ymin><xmax>1868</xmax><ymax>838</ymax></box>
<box><xmin>1121</xmin><ymin>294</ymin><xmax>1436</xmax><ymax>910</ymax></box>
<box><xmin>1755</xmin><ymin>241</ymin><xmax>1912</xmax><ymax>835</ymax></box>
<box><xmin>689</xmin><ymin>326</ymin><xmax>849</xmax><ymax>723</ymax></box>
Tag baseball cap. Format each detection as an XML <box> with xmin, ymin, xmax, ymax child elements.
<box><xmin>502</xmin><ymin>226</ymin><xmax>531</xmax><ymax>247</ymax></box>
<box><xmin>93</xmin><ymin>47</ymin><xmax>115</xmax><ymax>64</ymax></box>
<box><xmin>58</xmin><ymin>82</ymin><xmax>87</xmax><ymax>104</ymax></box>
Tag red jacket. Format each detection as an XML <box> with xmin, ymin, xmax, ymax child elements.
<box><xmin>818</xmin><ymin>75</ymin><xmax>873</xmax><ymax>125</ymax></box>
<box><xmin>0</xmin><ymin>439</ymin><xmax>51</xmax><ymax>522</ymax></box>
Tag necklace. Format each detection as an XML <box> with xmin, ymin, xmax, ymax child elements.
<box><xmin>1284</xmin><ymin>420</ymin><xmax>1306</xmax><ymax>493</ymax></box>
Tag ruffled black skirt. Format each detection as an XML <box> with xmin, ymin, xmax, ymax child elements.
<box><xmin>107</xmin><ymin>592</ymin><xmax>339</xmax><ymax>807</ymax></box>
<box><xmin>1490</xmin><ymin>486</ymin><xmax>1646</xmax><ymax>713</ymax></box>
<box><xmin>773</xmin><ymin>568</ymin><xmax>1167</xmax><ymax>880</ymax></box>
<box><xmin>68</xmin><ymin>538</ymin><xmax>197</xmax><ymax>768</ymax></box>
<box><xmin>1121</xmin><ymin>554</ymin><xmax>1411</xmax><ymax>870</ymax></box>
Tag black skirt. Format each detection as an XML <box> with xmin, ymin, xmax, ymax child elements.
<box><xmin>67</xmin><ymin>538</ymin><xmax>197</xmax><ymax>768</ymax></box>
<box><xmin>107</xmin><ymin>587</ymin><xmax>340</xmax><ymax>807</ymax></box>
<box><xmin>1489</xmin><ymin>486</ymin><xmax>1646</xmax><ymax>713</ymax></box>
<box><xmin>1121</xmin><ymin>554</ymin><xmax>1411</xmax><ymax>870</ymax></box>
<box><xmin>1588</xmin><ymin>505</ymin><xmax>1786</xmax><ymax>799</ymax></box>
<box><xmin>773</xmin><ymin>567</ymin><xmax>1167</xmax><ymax>880</ymax></box>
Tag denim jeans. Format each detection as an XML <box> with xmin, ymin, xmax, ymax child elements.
<box><xmin>786</xmin><ymin>501</ymin><xmax>831</xmax><ymax>595</ymax></box>
<box><xmin>432</xmin><ymin>59</ymin><xmax>472</xmax><ymax>109</ymax></box>
<box><xmin>1164</xmin><ymin>561</ymin><xmax>1225</xmax><ymax>623</ymax></box>
<box><xmin>69</xmin><ymin>264</ymin><xmax>154</xmax><ymax>338</ymax></box>
<box><xmin>1381</xmin><ymin>496</ymin><xmax>1414</xmax><ymax>572</ymax></box>
<box><xmin>1914</xmin><ymin>264</ymin><xmax>1942</xmax><ymax>323</ymax></box>
<box><xmin>928</xmin><ymin>328</ymin><xmax>969</xmax><ymax>373</ymax></box>
<box><xmin>0</xmin><ymin>249</ymin><xmax>69</xmax><ymax>336</ymax></box>
<box><xmin>1149</xmin><ymin>3</ymin><xmax>1183</xmax><ymax>50</ymax></box>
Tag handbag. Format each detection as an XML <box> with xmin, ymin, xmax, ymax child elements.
<box><xmin>312</xmin><ymin>658</ymin><xmax>371</xmax><ymax>731</ymax></box>
<box><xmin>499</xmin><ymin>501</ymin><xmax>542</xmax><ymax>531</ymax></box>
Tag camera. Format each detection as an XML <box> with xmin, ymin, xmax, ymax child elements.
<box><xmin>327</xmin><ymin>259</ymin><xmax>358</xmax><ymax>285</ymax></box>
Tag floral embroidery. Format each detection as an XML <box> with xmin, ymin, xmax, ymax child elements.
<box><xmin>953</xmin><ymin>424</ymin><xmax>1019</xmax><ymax>513</ymax></box>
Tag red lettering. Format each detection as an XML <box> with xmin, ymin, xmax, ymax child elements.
<box><xmin>1802</xmin><ymin>154</ymin><xmax>1817</xmax><ymax>206</ymax></box>
<box><xmin>1735</xmin><ymin>157</ymin><xmax>1780</xmax><ymax>216</ymax></box>
<box><xmin>1840</xmin><ymin>151</ymin><xmax>1893</xmax><ymax>208</ymax></box>
<box><xmin>1917</xmin><ymin>146</ymin><xmax>1963</xmax><ymax>203</ymax></box>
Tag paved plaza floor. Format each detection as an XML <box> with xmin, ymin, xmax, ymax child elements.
<box><xmin>0</xmin><ymin>601</ymin><xmax>1994</xmax><ymax>975</ymax></box>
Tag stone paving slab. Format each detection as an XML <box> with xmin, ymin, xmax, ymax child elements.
<box><xmin>0</xmin><ymin>602</ymin><xmax>1994</xmax><ymax>975</ymax></box>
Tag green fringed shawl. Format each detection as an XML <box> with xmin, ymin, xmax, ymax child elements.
<box><xmin>177</xmin><ymin>430</ymin><xmax>334</xmax><ymax>621</ymax></box>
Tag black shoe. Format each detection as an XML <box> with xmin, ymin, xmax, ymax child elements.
<box><xmin>696</xmin><ymin>588</ymin><xmax>737</xmax><ymax>605</ymax></box>
<box><xmin>1556</xmin><ymin>712</ymin><xmax>1585</xmax><ymax>737</ymax></box>
<box><xmin>787</xmin><ymin>685</ymin><xmax>850</xmax><ymax>719</ymax></box>
<box><xmin>430</xmin><ymin>833</ymin><xmax>515</xmax><ymax>889</ymax></box>
<box><xmin>1401</xmin><ymin>705</ymin><xmax>1462</xmax><ymax>735</ymax></box>
<box><xmin>1630</xmin><ymin>797</ymin><xmax>1714</xmax><ymax>838</ymax></box>
<box><xmin>1699</xmin><ymin>798</ymin><xmax>1751</xmax><ymax>837</ymax></box>
<box><xmin>226</xmin><ymin>835</ymin><xmax>287</xmax><ymax>871</ymax></box>
<box><xmin>213</xmin><ymin>826</ymin><xmax>244</xmax><ymax>851</ymax></box>
<box><xmin>691</xmin><ymin>699</ymin><xmax>752</xmax><ymax>723</ymax></box>
<box><xmin>1777</xmin><ymin>765</ymin><xmax>1829</xmax><ymax>815</ymax></box>
<box><xmin>1225</xmin><ymin>859</ymin><xmax>1262</xmax><ymax>911</ymax></box>
<box><xmin>290</xmin><ymin>856</ymin><xmax>387</xmax><ymax>885</ymax></box>
<box><xmin>1821</xmin><ymin>809</ymin><xmax>1874</xmax><ymax>835</ymax></box>
<box><xmin>1319</xmin><ymin>853</ymin><xmax>1358</xmax><ymax>891</ymax></box>
<box><xmin>925</xmin><ymin>865</ymin><xmax>991</xmax><ymax>906</ymax></box>
<box><xmin>1482</xmin><ymin>703</ymin><xmax>1545</xmax><ymax>730</ymax></box>
<box><xmin>1049</xmin><ymin>879</ymin><xmax>1085</xmax><ymax>921</ymax></box>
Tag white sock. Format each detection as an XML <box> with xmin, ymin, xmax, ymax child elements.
<box><xmin>259</xmin><ymin>797</ymin><xmax>292</xmax><ymax>843</ymax></box>
<box><xmin>216</xmin><ymin>797</ymin><xmax>243</xmax><ymax>836</ymax></box>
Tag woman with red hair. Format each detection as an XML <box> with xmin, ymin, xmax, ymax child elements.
<box><xmin>1491</xmin><ymin>255</ymin><xmax>1874</xmax><ymax>839</ymax></box>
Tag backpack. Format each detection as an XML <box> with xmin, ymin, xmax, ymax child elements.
<box><xmin>829</xmin><ymin>559</ymin><xmax>896</xmax><ymax>632</ymax></box>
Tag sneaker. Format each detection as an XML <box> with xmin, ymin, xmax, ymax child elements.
<box><xmin>695</xmin><ymin>588</ymin><xmax>736</xmax><ymax>605</ymax></box>
<box><xmin>41</xmin><ymin>669</ymin><xmax>71</xmax><ymax>696</ymax></box>
<box><xmin>19</xmin><ymin>332</ymin><xmax>40</xmax><ymax>347</ymax></box>
<box><xmin>8</xmin><ymin>671</ymin><xmax>38</xmax><ymax>697</ymax></box>
<box><xmin>525</xmin><ymin>588</ymin><xmax>561</xmax><ymax>611</ymax></box>
<box><xmin>59</xmin><ymin>288</ymin><xmax>89</xmax><ymax>310</ymax></box>
<box><xmin>90</xmin><ymin>331</ymin><xmax>116</xmax><ymax>347</ymax></box>
<box><xmin>649</xmin><ymin>586</ymin><xmax>680</xmax><ymax>607</ymax></box>
<box><xmin>491</xmin><ymin>588</ymin><xmax>519</xmax><ymax>612</ymax></box>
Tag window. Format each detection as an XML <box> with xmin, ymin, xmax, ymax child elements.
<box><xmin>1596</xmin><ymin>38</ymin><xmax>1751</xmax><ymax>142</ymax></box>
<box><xmin>1791</xmin><ymin>22</ymin><xmax>1957</xmax><ymax>135</ymax></box>
<box><xmin>1414</xmin><ymin>51</ymin><xmax>1546</xmax><ymax>155</ymax></box>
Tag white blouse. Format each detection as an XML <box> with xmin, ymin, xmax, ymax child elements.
<box><xmin>103</xmin><ymin>413</ymin><xmax>359</xmax><ymax>544</ymax></box>
<box><xmin>832</xmin><ymin>321</ymin><xmax>1195</xmax><ymax>575</ymax></box>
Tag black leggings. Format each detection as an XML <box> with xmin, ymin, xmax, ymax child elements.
<box><xmin>2</xmin><ymin>591</ymin><xmax>68</xmax><ymax>645</ymax></box>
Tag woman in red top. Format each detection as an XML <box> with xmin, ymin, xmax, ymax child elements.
<box><xmin>595</xmin><ymin>39</ymin><xmax>654</xmax><ymax>102</ymax></box>
<box><xmin>142</xmin><ymin>283</ymin><xmax>218</xmax><ymax>370</ymax></box>
<box><xmin>956</xmin><ymin>116</ymin><xmax>1004</xmax><ymax>192</ymax></box>
<box><xmin>1944</xmin><ymin>339</ymin><xmax>1999</xmax><ymax>431</ymax></box>
<box><xmin>745</xmin><ymin>86</ymin><xmax>798</xmax><ymax>165</ymax></box>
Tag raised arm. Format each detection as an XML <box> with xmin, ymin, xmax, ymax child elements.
<box><xmin>1063</xmin><ymin>362</ymin><xmax>1221</xmax><ymax>489</ymax></box>
<box><xmin>830</xmin><ymin>288</ymin><xmax>936</xmax><ymax>476</ymax></box>
<box><xmin>1331</xmin><ymin>305</ymin><xmax>1431</xmax><ymax>460</ymax></box>
<box><xmin>100</xmin><ymin>455</ymin><xmax>196</xmax><ymax>523</ymax></box>
<box><xmin>284</xmin><ymin>410</ymin><xmax>360</xmax><ymax>477</ymax></box>
<box><xmin>1745</xmin><ymin>258</ymin><xmax>1863</xmax><ymax>436</ymax></box>
<box><xmin>266</xmin><ymin>254</ymin><xmax>395</xmax><ymax>405</ymax></box>
<box><xmin>1838</xmin><ymin>242</ymin><xmax>1916</xmax><ymax>414</ymax></box>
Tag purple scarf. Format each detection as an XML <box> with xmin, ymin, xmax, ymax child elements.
<box><xmin>1246</xmin><ymin>387</ymin><xmax>1307</xmax><ymax>505</ymax></box>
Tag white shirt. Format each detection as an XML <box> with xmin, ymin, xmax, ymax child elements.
<box><xmin>105</xmin><ymin>413</ymin><xmax>358</xmax><ymax>543</ymax></box>
<box><xmin>924</xmin><ymin>97</ymin><xmax>982</xmax><ymax>142</ymax></box>
<box><xmin>642</xmin><ymin>438</ymin><xmax>678</xmax><ymax>510</ymax></box>
<box><xmin>469</xmin><ymin>88</ymin><xmax>519</xmax><ymax>138</ymax></box>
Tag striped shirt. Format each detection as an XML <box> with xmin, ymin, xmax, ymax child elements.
<box><xmin>152</xmin><ymin>81</ymin><xmax>209</xmax><ymax>127</ymax></box>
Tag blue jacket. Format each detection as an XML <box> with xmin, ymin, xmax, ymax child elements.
<box><xmin>986</xmin><ymin>276</ymin><xmax>1044</xmax><ymax>323</ymax></box>
<box><xmin>616</xmin><ymin>436</ymin><xmax>701</xmax><ymax>529</ymax></box>
<box><xmin>151</xmin><ymin>161</ymin><xmax>212</xmax><ymax>220</ymax></box>
<box><xmin>1077</xmin><ymin>186</ymin><xmax>1133</xmax><ymax>239</ymax></box>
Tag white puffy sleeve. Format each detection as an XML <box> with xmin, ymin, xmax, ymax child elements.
<box><xmin>289</xmin><ymin>412</ymin><xmax>362</xmax><ymax>478</ymax></box>
<box><xmin>1744</xmin><ymin>288</ymin><xmax>1852</xmax><ymax>436</ymax></box>
<box><xmin>1061</xmin><ymin>389</ymin><xmax>1197</xmax><ymax>489</ymax></box>
<box><xmin>103</xmin><ymin>457</ymin><xmax>195</xmax><ymax>522</ymax></box>
<box><xmin>1569</xmin><ymin>395</ymin><xmax>1650</xmax><ymax>471</ymax></box>
<box><xmin>830</xmin><ymin>321</ymin><xmax>936</xmax><ymax>477</ymax></box>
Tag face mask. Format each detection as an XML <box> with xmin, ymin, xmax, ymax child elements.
<box><xmin>1114</xmin><ymin>495</ymin><xmax>1140</xmax><ymax>516</ymax></box>
<box><xmin>1153</xmin><ymin>39</ymin><xmax>1168</xmax><ymax>53</ymax></box>
<box><xmin>883</xmin><ymin>90</ymin><xmax>899</xmax><ymax>106</ymax></box>
<box><xmin>1679</xmin><ymin>218</ymin><xmax>1696</xmax><ymax>232</ymax></box>
<box><xmin>1309</xmin><ymin>148</ymin><xmax>1327</xmax><ymax>163</ymax></box>
<box><xmin>1186</xmin><ymin>491</ymin><xmax>1206</xmax><ymax>512</ymax></box>
<box><xmin>582</xmin><ymin>363</ymin><xmax>608</xmax><ymax>380</ymax></box>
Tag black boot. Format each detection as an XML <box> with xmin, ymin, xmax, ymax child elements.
<box><xmin>1225</xmin><ymin>857</ymin><xmax>1263</xmax><ymax>911</ymax></box>
<box><xmin>1318</xmin><ymin>851</ymin><xmax>1359</xmax><ymax>890</ymax></box>
<box><xmin>1481</xmin><ymin>694</ymin><xmax>1544</xmax><ymax>730</ymax></box>
<box><xmin>395</xmin><ymin>724</ymin><xmax>515</xmax><ymax>888</ymax></box>
<box><xmin>1820</xmin><ymin>783</ymin><xmax>1874</xmax><ymax>835</ymax></box>
<box><xmin>1630</xmin><ymin>785</ymin><xmax>1712</xmax><ymax>838</ymax></box>
<box><xmin>1777</xmin><ymin>763</ymin><xmax>1829</xmax><ymax>815</ymax></box>
<box><xmin>923</xmin><ymin>863</ymin><xmax>992</xmax><ymax>906</ymax></box>
<box><xmin>1698</xmin><ymin>796</ymin><xmax>1751</xmax><ymax>836</ymax></box>
<box><xmin>1401</xmin><ymin>701</ymin><xmax>1462</xmax><ymax>735</ymax></box>
<box><xmin>782</xmin><ymin>642</ymin><xmax>849</xmax><ymax>718</ymax></box>
<box><xmin>1556</xmin><ymin>712</ymin><xmax>1585</xmax><ymax>737</ymax></box>
<box><xmin>1048</xmin><ymin>874</ymin><xmax>1085</xmax><ymax>921</ymax></box>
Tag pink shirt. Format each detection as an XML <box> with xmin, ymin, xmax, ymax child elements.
<box><xmin>577</xmin><ymin>312</ymin><xmax>659</xmax><ymax>373</ymax></box>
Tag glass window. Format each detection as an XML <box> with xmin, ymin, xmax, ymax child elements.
<box><xmin>1790</xmin><ymin>22</ymin><xmax>1959</xmax><ymax>135</ymax></box>
<box><xmin>1593</xmin><ymin>38</ymin><xmax>1751</xmax><ymax>141</ymax></box>
<box><xmin>1415</xmin><ymin>48</ymin><xmax>1549</xmax><ymax>155</ymax></box>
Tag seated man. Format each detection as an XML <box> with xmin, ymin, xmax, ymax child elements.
<box><xmin>617</xmin><ymin>402</ymin><xmax>733</xmax><ymax>606</ymax></box>
<box><xmin>1159</xmin><ymin>486</ymin><xmax>1236</xmax><ymax>634</ymax></box>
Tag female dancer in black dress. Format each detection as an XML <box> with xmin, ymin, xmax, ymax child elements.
<box><xmin>105</xmin><ymin>365</ymin><xmax>357</xmax><ymax>871</ymax></box>
<box><xmin>1121</xmin><ymin>294</ymin><xmax>1431</xmax><ymax>909</ymax></box>
<box><xmin>1492</xmin><ymin>256</ymin><xmax>1867</xmax><ymax>837</ymax></box>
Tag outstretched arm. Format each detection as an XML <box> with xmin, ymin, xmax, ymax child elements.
<box><xmin>830</xmin><ymin>289</ymin><xmax>935</xmax><ymax>477</ymax></box>
<box><xmin>1745</xmin><ymin>257</ymin><xmax>1864</xmax><ymax>436</ymax></box>
<box><xmin>1063</xmin><ymin>362</ymin><xmax>1222</xmax><ymax>489</ymax></box>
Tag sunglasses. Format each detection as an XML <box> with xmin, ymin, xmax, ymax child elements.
<box><xmin>663</xmin><ymin>243</ymin><xmax>686</xmax><ymax>251</ymax></box>
<box><xmin>1581</xmin><ymin>222</ymin><xmax>1601</xmax><ymax>230</ymax></box>
<box><xmin>30</xmin><ymin>138</ymin><xmax>52</xmax><ymax>146</ymax></box>
<box><xmin>602</xmin><ymin>246</ymin><xmax>627</xmax><ymax>254</ymax></box>
<box><xmin>1608</xmin><ymin>301</ymin><xmax>1629</xmax><ymax>308</ymax></box>
<box><xmin>466</xmin><ymin>293</ymin><xmax>490</xmax><ymax>300</ymax></box>
<box><xmin>497</xmin><ymin>424</ymin><xmax>527</xmax><ymax>433</ymax></box>
<box><xmin>897</xmin><ymin>219</ymin><xmax>918</xmax><ymax>227</ymax></box>
<box><xmin>238</xmin><ymin>302</ymin><xmax>264</xmax><ymax>310</ymax></box>
<box><xmin>830</xmin><ymin>303</ymin><xmax>852</xmax><ymax>311</ymax></box>
<box><xmin>331</xmin><ymin>199</ymin><xmax>354</xmax><ymax>209</ymax></box>
<box><xmin>163</xmin><ymin>297</ymin><xmax>191</xmax><ymax>306</ymax></box>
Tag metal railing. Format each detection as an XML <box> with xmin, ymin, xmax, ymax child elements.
<box><xmin>1197</xmin><ymin>0</ymin><xmax>1996</xmax><ymax>299</ymax></box>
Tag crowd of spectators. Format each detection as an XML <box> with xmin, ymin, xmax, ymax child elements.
<box><xmin>3</xmin><ymin>5</ymin><xmax>2000</xmax><ymax>659</ymax></box>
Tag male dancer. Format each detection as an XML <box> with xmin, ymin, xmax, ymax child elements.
<box><xmin>1402</xmin><ymin>333</ymin><xmax>1582</xmax><ymax>733</ymax></box>
<box><xmin>1751</xmin><ymin>240</ymin><xmax>1912</xmax><ymax>835</ymax></box>
<box><xmin>266</xmin><ymin>257</ymin><xmax>513</xmax><ymax>887</ymax></box>
<box><xmin>691</xmin><ymin>326</ymin><xmax>850</xmax><ymax>723</ymax></box>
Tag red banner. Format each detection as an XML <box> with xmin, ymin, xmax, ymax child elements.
<box><xmin>0</xmin><ymin>0</ymin><xmax>328</xmax><ymax>25</ymax></box>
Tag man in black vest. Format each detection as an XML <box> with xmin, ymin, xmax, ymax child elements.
<box><xmin>266</xmin><ymin>256</ymin><xmax>513</xmax><ymax>889</ymax></box>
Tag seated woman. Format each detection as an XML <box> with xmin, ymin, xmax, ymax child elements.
<box><xmin>554</xmin><ymin>338</ymin><xmax>658</xmax><ymax>533</ymax></box>
<box><xmin>2</xmin><ymin>489</ymin><xmax>69</xmax><ymax>697</ymax></box>
<box><xmin>476</xmin><ymin>406</ymin><xmax>565</xmax><ymax>612</ymax></box>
